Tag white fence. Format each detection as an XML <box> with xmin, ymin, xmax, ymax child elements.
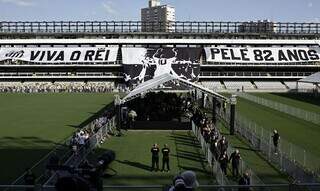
<box><xmin>44</xmin><ymin>116</ymin><xmax>116</xmax><ymax>185</ymax></box>
<box><xmin>224</xmin><ymin>112</ymin><xmax>319</xmax><ymax>183</ymax></box>
<box><xmin>192</xmin><ymin>121</ymin><xmax>265</xmax><ymax>188</ymax></box>
<box><xmin>237</xmin><ymin>93</ymin><xmax>320</xmax><ymax>125</ymax></box>
<box><xmin>192</xmin><ymin>122</ymin><xmax>229</xmax><ymax>186</ymax></box>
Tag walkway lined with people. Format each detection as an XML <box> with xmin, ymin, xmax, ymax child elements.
<box><xmin>189</xmin><ymin>105</ymin><xmax>272</xmax><ymax>187</ymax></box>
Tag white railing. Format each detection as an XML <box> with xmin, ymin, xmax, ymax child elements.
<box><xmin>191</xmin><ymin>122</ymin><xmax>229</xmax><ymax>186</ymax></box>
<box><xmin>43</xmin><ymin>116</ymin><xmax>116</xmax><ymax>186</ymax></box>
<box><xmin>223</xmin><ymin>111</ymin><xmax>319</xmax><ymax>183</ymax></box>
<box><xmin>237</xmin><ymin>93</ymin><xmax>320</xmax><ymax>125</ymax></box>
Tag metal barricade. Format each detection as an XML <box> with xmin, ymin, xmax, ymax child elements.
<box><xmin>225</xmin><ymin>112</ymin><xmax>319</xmax><ymax>183</ymax></box>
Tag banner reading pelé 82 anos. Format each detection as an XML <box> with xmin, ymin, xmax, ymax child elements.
<box><xmin>204</xmin><ymin>47</ymin><xmax>320</xmax><ymax>63</ymax></box>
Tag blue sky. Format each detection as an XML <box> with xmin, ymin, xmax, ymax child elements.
<box><xmin>0</xmin><ymin>0</ymin><xmax>319</xmax><ymax>22</ymax></box>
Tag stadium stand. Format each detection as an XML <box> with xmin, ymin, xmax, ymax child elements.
<box><xmin>283</xmin><ymin>81</ymin><xmax>298</xmax><ymax>89</ymax></box>
<box><xmin>223</xmin><ymin>81</ymin><xmax>255</xmax><ymax>91</ymax></box>
<box><xmin>0</xmin><ymin>82</ymin><xmax>119</xmax><ymax>93</ymax></box>
<box><xmin>254</xmin><ymin>81</ymin><xmax>287</xmax><ymax>91</ymax></box>
<box><xmin>201</xmin><ymin>81</ymin><xmax>224</xmax><ymax>91</ymax></box>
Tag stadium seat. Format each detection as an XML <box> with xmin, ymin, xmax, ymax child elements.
<box><xmin>223</xmin><ymin>81</ymin><xmax>255</xmax><ymax>90</ymax></box>
<box><xmin>254</xmin><ymin>81</ymin><xmax>286</xmax><ymax>90</ymax></box>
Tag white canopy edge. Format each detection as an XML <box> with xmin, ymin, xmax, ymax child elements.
<box><xmin>299</xmin><ymin>72</ymin><xmax>320</xmax><ymax>84</ymax></box>
<box><xmin>121</xmin><ymin>73</ymin><xmax>227</xmax><ymax>103</ymax></box>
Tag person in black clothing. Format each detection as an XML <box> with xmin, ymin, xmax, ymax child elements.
<box><xmin>162</xmin><ymin>144</ymin><xmax>170</xmax><ymax>172</ymax></box>
<box><xmin>151</xmin><ymin>143</ymin><xmax>160</xmax><ymax>171</ymax></box>
<box><xmin>210</xmin><ymin>138</ymin><xmax>219</xmax><ymax>160</ymax></box>
<box><xmin>272</xmin><ymin>130</ymin><xmax>280</xmax><ymax>154</ymax></box>
<box><xmin>219</xmin><ymin>151</ymin><xmax>228</xmax><ymax>175</ymax></box>
<box><xmin>238</xmin><ymin>172</ymin><xmax>251</xmax><ymax>191</ymax></box>
<box><xmin>229</xmin><ymin>149</ymin><xmax>241</xmax><ymax>177</ymax></box>
<box><xmin>24</xmin><ymin>168</ymin><xmax>36</xmax><ymax>191</ymax></box>
<box><xmin>218</xmin><ymin>136</ymin><xmax>228</xmax><ymax>154</ymax></box>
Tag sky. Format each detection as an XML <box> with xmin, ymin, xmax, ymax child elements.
<box><xmin>0</xmin><ymin>0</ymin><xmax>319</xmax><ymax>22</ymax></box>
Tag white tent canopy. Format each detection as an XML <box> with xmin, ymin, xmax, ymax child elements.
<box><xmin>121</xmin><ymin>73</ymin><xmax>227</xmax><ymax>103</ymax></box>
<box><xmin>299</xmin><ymin>72</ymin><xmax>320</xmax><ymax>84</ymax></box>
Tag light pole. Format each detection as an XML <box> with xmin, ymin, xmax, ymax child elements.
<box><xmin>230</xmin><ymin>94</ymin><xmax>237</xmax><ymax>135</ymax></box>
<box><xmin>114</xmin><ymin>95</ymin><xmax>122</xmax><ymax>132</ymax></box>
<box><xmin>212</xmin><ymin>97</ymin><xmax>217</xmax><ymax>125</ymax></box>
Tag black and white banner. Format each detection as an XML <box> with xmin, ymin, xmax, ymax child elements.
<box><xmin>0</xmin><ymin>47</ymin><xmax>118</xmax><ymax>63</ymax></box>
<box><xmin>122</xmin><ymin>47</ymin><xmax>201</xmax><ymax>84</ymax></box>
<box><xmin>204</xmin><ymin>47</ymin><xmax>320</xmax><ymax>63</ymax></box>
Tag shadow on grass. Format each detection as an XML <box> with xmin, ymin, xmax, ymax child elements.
<box><xmin>67</xmin><ymin>102</ymin><xmax>115</xmax><ymax>129</ymax></box>
<box><xmin>171</xmin><ymin>132</ymin><xmax>211</xmax><ymax>177</ymax></box>
<box><xmin>0</xmin><ymin>136</ymin><xmax>70</xmax><ymax>185</ymax></box>
<box><xmin>0</xmin><ymin>136</ymin><xmax>59</xmax><ymax>148</ymax></box>
<box><xmin>272</xmin><ymin>92</ymin><xmax>320</xmax><ymax>107</ymax></box>
<box><xmin>168</xmin><ymin>135</ymin><xmax>202</xmax><ymax>149</ymax></box>
<box><xmin>179</xmin><ymin>165</ymin><xmax>211</xmax><ymax>174</ymax></box>
<box><xmin>233</xmin><ymin>146</ymin><xmax>259</xmax><ymax>152</ymax></box>
<box><xmin>0</xmin><ymin>148</ymin><xmax>54</xmax><ymax>185</ymax></box>
<box><xmin>115</xmin><ymin>160</ymin><xmax>151</xmax><ymax>172</ymax></box>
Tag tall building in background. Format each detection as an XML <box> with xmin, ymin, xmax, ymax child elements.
<box><xmin>238</xmin><ymin>20</ymin><xmax>276</xmax><ymax>33</ymax></box>
<box><xmin>141</xmin><ymin>0</ymin><xmax>175</xmax><ymax>32</ymax></box>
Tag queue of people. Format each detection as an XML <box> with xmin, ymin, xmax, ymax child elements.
<box><xmin>190</xmin><ymin>106</ymin><xmax>251</xmax><ymax>190</ymax></box>
<box><xmin>70</xmin><ymin>110</ymin><xmax>115</xmax><ymax>154</ymax></box>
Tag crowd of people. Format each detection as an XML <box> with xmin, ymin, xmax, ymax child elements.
<box><xmin>190</xmin><ymin>107</ymin><xmax>251</xmax><ymax>189</ymax></box>
<box><xmin>0</xmin><ymin>82</ymin><xmax>128</xmax><ymax>93</ymax></box>
<box><xmin>69</xmin><ymin>110</ymin><xmax>115</xmax><ymax>154</ymax></box>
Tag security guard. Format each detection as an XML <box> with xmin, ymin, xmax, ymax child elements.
<box><xmin>151</xmin><ymin>143</ymin><xmax>160</xmax><ymax>171</ymax></box>
<box><xmin>162</xmin><ymin>144</ymin><xmax>170</xmax><ymax>172</ymax></box>
<box><xmin>272</xmin><ymin>130</ymin><xmax>280</xmax><ymax>154</ymax></box>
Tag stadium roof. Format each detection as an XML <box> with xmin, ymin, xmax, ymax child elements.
<box><xmin>299</xmin><ymin>72</ymin><xmax>320</xmax><ymax>84</ymax></box>
<box><xmin>121</xmin><ymin>73</ymin><xmax>227</xmax><ymax>103</ymax></box>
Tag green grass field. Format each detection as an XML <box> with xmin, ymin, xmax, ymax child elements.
<box><xmin>0</xmin><ymin>93</ymin><xmax>114</xmax><ymax>184</ymax></box>
<box><xmin>89</xmin><ymin>130</ymin><xmax>214</xmax><ymax>186</ymax></box>
<box><xmin>251</xmin><ymin>93</ymin><xmax>320</xmax><ymax>114</ymax></box>
<box><xmin>217</xmin><ymin>122</ymin><xmax>288</xmax><ymax>184</ymax></box>
<box><xmin>234</xmin><ymin>93</ymin><xmax>320</xmax><ymax>169</ymax></box>
<box><xmin>1</xmin><ymin>91</ymin><xmax>318</xmax><ymax>188</ymax></box>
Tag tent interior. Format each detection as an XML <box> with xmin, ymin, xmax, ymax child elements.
<box><xmin>120</xmin><ymin>74</ymin><xmax>227</xmax><ymax>130</ymax></box>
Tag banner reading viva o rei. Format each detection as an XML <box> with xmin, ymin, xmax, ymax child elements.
<box><xmin>204</xmin><ymin>47</ymin><xmax>320</xmax><ymax>63</ymax></box>
<box><xmin>0</xmin><ymin>47</ymin><xmax>119</xmax><ymax>63</ymax></box>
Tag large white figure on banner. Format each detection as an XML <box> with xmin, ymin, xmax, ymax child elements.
<box><xmin>122</xmin><ymin>47</ymin><xmax>201</xmax><ymax>84</ymax></box>
<box><xmin>153</xmin><ymin>48</ymin><xmax>178</xmax><ymax>78</ymax></box>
